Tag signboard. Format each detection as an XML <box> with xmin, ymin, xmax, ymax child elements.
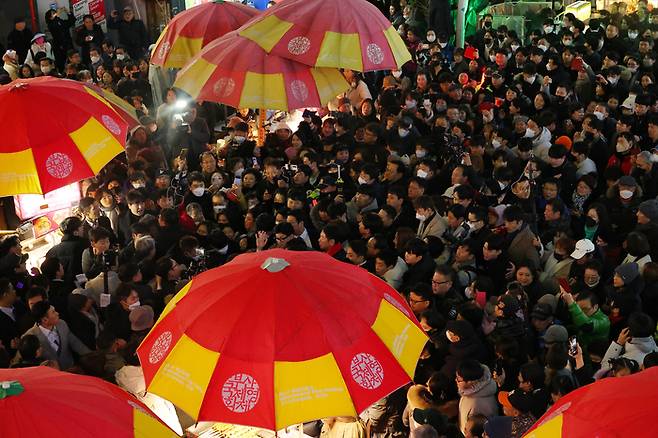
<box><xmin>31</xmin><ymin>209</ymin><xmax>74</xmax><ymax>238</ymax></box>
<box><xmin>71</xmin><ymin>0</ymin><xmax>107</xmax><ymax>31</ymax></box>
<box><xmin>14</xmin><ymin>183</ymin><xmax>81</xmax><ymax>221</ymax></box>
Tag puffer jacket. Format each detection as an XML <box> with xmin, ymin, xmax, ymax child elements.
<box><xmin>458</xmin><ymin>365</ymin><xmax>499</xmax><ymax>434</ymax></box>
<box><xmin>600</xmin><ymin>336</ymin><xmax>658</xmax><ymax>372</ymax></box>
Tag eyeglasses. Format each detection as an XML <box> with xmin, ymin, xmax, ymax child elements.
<box><xmin>409</xmin><ymin>298</ymin><xmax>429</xmax><ymax>304</ymax></box>
<box><xmin>432</xmin><ymin>280</ymin><xmax>450</xmax><ymax>286</ymax></box>
<box><xmin>275</xmin><ymin>235</ymin><xmax>289</xmax><ymax>242</ymax></box>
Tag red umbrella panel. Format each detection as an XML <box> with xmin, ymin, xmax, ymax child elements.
<box><xmin>151</xmin><ymin>0</ymin><xmax>259</xmax><ymax>68</ymax></box>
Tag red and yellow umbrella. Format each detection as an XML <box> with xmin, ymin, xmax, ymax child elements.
<box><xmin>151</xmin><ymin>0</ymin><xmax>259</xmax><ymax>69</ymax></box>
<box><xmin>88</xmin><ymin>85</ymin><xmax>141</xmax><ymax>130</ymax></box>
<box><xmin>173</xmin><ymin>32</ymin><xmax>349</xmax><ymax>111</ymax></box>
<box><xmin>137</xmin><ymin>249</ymin><xmax>427</xmax><ymax>430</ymax></box>
<box><xmin>525</xmin><ymin>368</ymin><xmax>658</xmax><ymax>437</ymax></box>
<box><xmin>0</xmin><ymin>367</ymin><xmax>179</xmax><ymax>437</ymax></box>
<box><xmin>238</xmin><ymin>0</ymin><xmax>411</xmax><ymax>72</ymax></box>
<box><xmin>0</xmin><ymin>77</ymin><xmax>128</xmax><ymax>196</ymax></box>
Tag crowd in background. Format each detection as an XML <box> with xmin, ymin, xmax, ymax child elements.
<box><xmin>2</xmin><ymin>1</ymin><xmax>658</xmax><ymax>438</ymax></box>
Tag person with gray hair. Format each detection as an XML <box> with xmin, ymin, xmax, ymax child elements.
<box><xmin>633</xmin><ymin>150</ymin><xmax>658</xmax><ymax>199</ymax></box>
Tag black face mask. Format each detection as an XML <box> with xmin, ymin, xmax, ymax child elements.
<box><xmin>484</xmin><ymin>22</ymin><xmax>493</xmax><ymax>29</ymax></box>
<box><xmin>585</xmin><ymin>216</ymin><xmax>598</xmax><ymax>227</ymax></box>
<box><xmin>553</xmin><ymin>253</ymin><xmax>566</xmax><ymax>261</ymax></box>
<box><xmin>484</xmin><ymin>38</ymin><xmax>493</xmax><ymax>45</ymax></box>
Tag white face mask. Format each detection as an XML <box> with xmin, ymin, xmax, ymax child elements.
<box><xmin>41</xmin><ymin>66</ymin><xmax>51</xmax><ymax>74</ymax></box>
<box><xmin>392</xmin><ymin>70</ymin><xmax>402</xmax><ymax>79</ymax></box>
<box><xmin>128</xmin><ymin>301</ymin><xmax>141</xmax><ymax>310</ymax></box>
<box><xmin>585</xmin><ymin>277</ymin><xmax>600</xmax><ymax>288</ymax></box>
<box><xmin>525</xmin><ymin>75</ymin><xmax>536</xmax><ymax>84</ymax></box>
<box><xmin>608</xmin><ymin>76</ymin><xmax>619</xmax><ymax>85</ymax></box>
<box><xmin>416</xmin><ymin>213</ymin><xmax>426</xmax><ymax>221</ymax></box>
<box><xmin>213</xmin><ymin>205</ymin><xmax>226</xmax><ymax>213</ymax></box>
<box><xmin>511</xmin><ymin>44</ymin><xmax>520</xmax><ymax>52</ymax></box>
<box><xmin>90</xmin><ymin>55</ymin><xmax>101</xmax><ymax>64</ymax></box>
<box><xmin>233</xmin><ymin>136</ymin><xmax>246</xmax><ymax>144</ymax></box>
<box><xmin>423</xmin><ymin>100</ymin><xmax>432</xmax><ymax>111</ymax></box>
<box><xmin>629</xmin><ymin>31</ymin><xmax>639</xmax><ymax>39</ymax></box>
<box><xmin>467</xmin><ymin>220</ymin><xmax>480</xmax><ymax>230</ymax></box>
<box><xmin>616</xmin><ymin>142</ymin><xmax>631</xmax><ymax>153</ymax></box>
<box><xmin>398</xmin><ymin>128</ymin><xmax>410</xmax><ymax>138</ymax></box>
<box><xmin>192</xmin><ymin>187</ymin><xmax>205</xmax><ymax>197</ymax></box>
<box><xmin>593</xmin><ymin>111</ymin><xmax>605</xmax><ymax>120</ymax></box>
<box><xmin>544</xmin><ymin>26</ymin><xmax>554</xmax><ymax>33</ymax></box>
<box><xmin>525</xmin><ymin>127</ymin><xmax>536</xmax><ymax>138</ymax></box>
<box><xmin>405</xmin><ymin>100</ymin><xmax>416</xmax><ymax>109</ymax></box>
<box><xmin>439</xmin><ymin>42</ymin><xmax>447</xmax><ymax>48</ymax></box>
<box><xmin>492</xmin><ymin>138</ymin><xmax>502</xmax><ymax>149</ymax></box>
<box><xmin>116</xmin><ymin>54</ymin><xmax>125</xmax><ymax>60</ymax></box>
<box><xmin>132</xmin><ymin>182</ymin><xmax>145</xmax><ymax>189</ymax></box>
<box><xmin>416</xmin><ymin>149</ymin><xmax>427</xmax><ymax>158</ymax></box>
<box><xmin>417</xmin><ymin>169</ymin><xmax>429</xmax><ymax>179</ymax></box>
<box><xmin>538</xmin><ymin>44</ymin><xmax>548</xmax><ymax>52</ymax></box>
<box><xmin>546</xmin><ymin>63</ymin><xmax>555</xmax><ymax>71</ymax></box>
<box><xmin>619</xmin><ymin>189</ymin><xmax>634</xmax><ymax>199</ymax></box>
<box><xmin>357</xmin><ymin>176</ymin><xmax>368</xmax><ymax>185</ymax></box>
<box><xmin>562</xmin><ymin>40</ymin><xmax>572</xmax><ymax>46</ymax></box>
<box><xmin>427</xmin><ymin>35</ymin><xmax>436</xmax><ymax>42</ymax></box>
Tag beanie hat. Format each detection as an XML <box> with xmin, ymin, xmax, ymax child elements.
<box><xmin>544</xmin><ymin>324</ymin><xmax>568</xmax><ymax>344</ymax></box>
<box><xmin>615</xmin><ymin>262</ymin><xmax>640</xmax><ymax>284</ymax></box>
<box><xmin>639</xmin><ymin>200</ymin><xmax>658</xmax><ymax>223</ymax></box>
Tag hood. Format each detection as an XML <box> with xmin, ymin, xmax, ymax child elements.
<box><xmin>532</xmin><ymin>127</ymin><xmax>551</xmax><ymax>146</ymax></box>
<box><xmin>407</xmin><ymin>384</ymin><xmax>437</xmax><ymax>410</ymax></box>
<box><xmin>628</xmin><ymin>336</ymin><xmax>658</xmax><ymax>354</ymax></box>
<box><xmin>458</xmin><ymin>365</ymin><xmax>497</xmax><ymax>398</ymax></box>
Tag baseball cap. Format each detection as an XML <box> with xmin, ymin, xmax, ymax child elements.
<box><xmin>498</xmin><ymin>390</ymin><xmax>535</xmax><ymax>413</ymax></box>
<box><xmin>571</xmin><ymin>239</ymin><xmax>595</xmax><ymax>259</ymax></box>
<box><xmin>530</xmin><ymin>303</ymin><xmax>553</xmax><ymax>321</ymax></box>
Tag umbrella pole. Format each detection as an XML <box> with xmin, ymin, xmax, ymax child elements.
<box><xmin>258</xmin><ymin>108</ymin><xmax>266</xmax><ymax>146</ymax></box>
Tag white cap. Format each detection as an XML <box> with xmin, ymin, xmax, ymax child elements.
<box><xmin>274</xmin><ymin>122</ymin><xmax>291</xmax><ymax>132</ymax></box>
<box><xmin>442</xmin><ymin>184</ymin><xmax>460</xmax><ymax>198</ymax></box>
<box><xmin>571</xmin><ymin>239</ymin><xmax>595</xmax><ymax>259</ymax></box>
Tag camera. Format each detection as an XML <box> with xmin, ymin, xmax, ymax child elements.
<box><xmin>280</xmin><ymin>163</ymin><xmax>298</xmax><ymax>183</ymax></box>
<box><xmin>101</xmin><ymin>248</ymin><xmax>118</xmax><ymax>268</ymax></box>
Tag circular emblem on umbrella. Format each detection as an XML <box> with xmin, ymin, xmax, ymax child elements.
<box><xmin>366</xmin><ymin>43</ymin><xmax>384</xmax><ymax>65</ymax></box>
<box><xmin>221</xmin><ymin>373</ymin><xmax>260</xmax><ymax>413</ymax></box>
<box><xmin>149</xmin><ymin>331</ymin><xmax>173</xmax><ymax>364</ymax></box>
<box><xmin>287</xmin><ymin>36</ymin><xmax>311</xmax><ymax>56</ymax></box>
<box><xmin>213</xmin><ymin>78</ymin><xmax>236</xmax><ymax>98</ymax></box>
<box><xmin>45</xmin><ymin>153</ymin><xmax>73</xmax><ymax>179</ymax></box>
<box><xmin>384</xmin><ymin>293</ymin><xmax>411</xmax><ymax>318</ymax></box>
<box><xmin>101</xmin><ymin>114</ymin><xmax>122</xmax><ymax>135</ymax></box>
<box><xmin>350</xmin><ymin>353</ymin><xmax>384</xmax><ymax>389</ymax></box>
<box><xmin>290</xmin><ymin>80</ymin><xmax>309</xmax><ymax>102</ymax></box>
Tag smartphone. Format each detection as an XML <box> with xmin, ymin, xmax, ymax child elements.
<box><xmin>233</xmin><ymin>176</ymin><xmax>242</xmax><ymax>186</ymax></box>
<box><xmin>178</xmin><ymin>148</ymin><xmax>188</xmax><ymax>160</ymax></box>
<box><xmin>568</xmin><ymin>336</ymin><xmax>578</xmax><ymax>356</ymax></box>
<box><xmin>570</xmin><ymin>57</ymin><xmax>584</xmax><ymax>71</ymax></box>
<box><xmin>558</xmin><ymin>277</ymin><xmax>572</xmax><ymax>294</ymax></box>
<box><xmin>252</xmin><ymin>157</ymin><xmax>258</xmax><ymax>167</ymax></box>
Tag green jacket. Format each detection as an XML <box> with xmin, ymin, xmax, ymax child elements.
<box><xmin>568</xmin><ymin>302</ymin><xmax>610</xmax><ymax>347</ymax></box>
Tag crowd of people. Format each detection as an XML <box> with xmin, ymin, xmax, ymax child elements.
<box><xmin>2</xmin><ymin>1</ymin><xmax>658</xmax><ymax>437</ymax></box>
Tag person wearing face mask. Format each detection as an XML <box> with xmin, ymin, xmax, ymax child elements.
<box><xmin>604</xmin><ymin>175</ymin><xmax>643</xmax><ymax>238</ymax></box>
<box><xmin>183</xmin><ymin>171</ymin><xmax>214</xmax><ymax>220</ymax></box>
<box><xmin>24</xmin><ymin>33</ymin><xmax>54</xmax><ymax>70</ymax></box>
<box><xmin>104</xmin><ymin>283</ymin><xmax>142</xmax><ymax>341</ymax></box>
<box><xmin>602</xmin><ymin>65</ymin><xmax>629</xmax><ymax>98</ymax></box>
<box><xmin>607</xmin><ymin>133</ymin><xmax>638</xmax><ymax>176</ymax></box>
<box><xmin>390</xmin><ymin>116</ymin><xmax>419</xmax><ymax>156</ymax></box>
<box><xmin>75</xmin><ymin>14</ymin><xmax>105</xmax><ymax>66</ymax></box>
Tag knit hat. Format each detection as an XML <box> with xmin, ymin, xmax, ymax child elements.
<box><xmin>614</xmin><ymin>262</ymin><xmax>640</xmax><ymax>284</ymax></box>
<box><xmin>555</xmin><ymin>135</ymin><xmax>573</xmax><ymax>150</ymax></box>
<box><xmin>543</xmin><ymin>324</ymin><xmax>568</xmax><ymax>344</ymax></box>
<box><xmin>639</xmin><ymin>200</ymin><xmax>658</xmax><ymax>223</ymax></box>
<box><xmin>129</xmin><ymin>305</ymin><xmax>154</xmax><ymax>331</ymax></box>
<box><xmin>483</xmin><ymin>417</ymin><xmax>513</xmax><ymax>438</ymax></box>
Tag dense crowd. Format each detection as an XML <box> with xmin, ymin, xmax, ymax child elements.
<box><xmin>2</xmin><ymin>1</ymin><xmax>658</xmax><ymax>437</ymax></box>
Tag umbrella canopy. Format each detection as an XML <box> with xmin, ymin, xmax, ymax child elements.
<box><xmin>88</xmin><ymin>85</ymin><xmax>141</xmax><ymax>130</ymax></box>
<box><xmin>137</xmin><ymin>249</ymin><xmax>427</xmax><ymax>430</ymax></box>
<box><xmin>173</xmin><ymin>32</ymin><xmax>349</xmax><ymax>111</ymax></box>
<box><xmin>525</xmin><ymin>368</ymin><xmax>658</xmax><ymax>437</ymax></box>
<box><xmin>238</xmin><ymin>0</ymin><xmax>411</xmax><ymax>72</ymax></box>
<box><xmin>151</xmin><ymin>0</ymin><xmax>259</xmax><ymax>68</ymax></box>
<box><xmin>0</xmin><ymin>77</ymin><xmax>128</xmax><ymax>196</ymax></box>
<box><xmin>0</xmin><ymin>367</ymin><xmax>179</xmax><ymax>437</ymax></box>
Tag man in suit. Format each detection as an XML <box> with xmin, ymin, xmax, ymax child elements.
<box><xmin>0</xmin><ymin>278</ymin><xmax>25</xmax><ymax>358</ymax></box>
<box><xmin>23</xmin><ymin>300</ymin><xmax>92</xmax><ymax>370</ymax></box>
